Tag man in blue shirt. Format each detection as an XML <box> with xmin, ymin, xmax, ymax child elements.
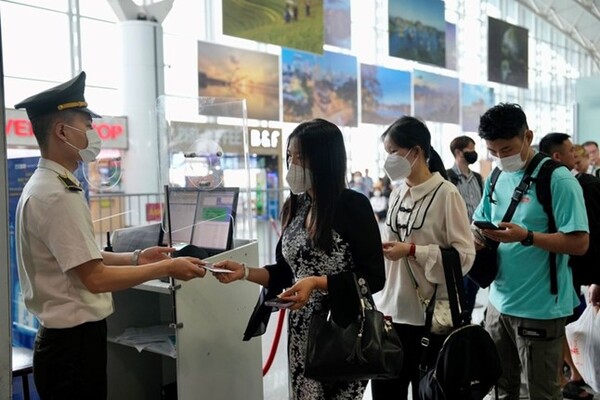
<box><xmin>473</xmin><ymin>103</ymin><xmax>589</xmax><ymax>400</ymax></box>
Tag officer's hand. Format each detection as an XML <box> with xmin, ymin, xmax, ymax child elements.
<box><xmin>168</xmin><ymin>257</ymin><xmax>206</xmax><ymax>280</ymax></box>
<box><xmin>139</xmin><ymin>246</ymin><xmax>174</xmax><ymax>264</ymax></box>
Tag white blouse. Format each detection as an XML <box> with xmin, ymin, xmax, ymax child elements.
<box><xmin>374</xmin><ymin>172</ymin><xmax>476</xmax><ymax>326</ymax></box>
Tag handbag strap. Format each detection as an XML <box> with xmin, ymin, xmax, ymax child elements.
<box><xmin>345</xmin><ymin>273</ymin><xmax>372</xmax><ymax>365</ymax></box>
<box><xmin>418</xmin><ymin>248</ymin><xmax>467</xmax><ymax>375</ymax></box>
<box><xmin>441</xmin><ymin>248</ymin><xmax>468</xmax><ymax>327</ymax></box>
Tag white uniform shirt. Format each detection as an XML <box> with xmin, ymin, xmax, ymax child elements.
<box><xmin>375</xmin><ymin>172</ymin><xmax>476</xmax><ymax>325</ymax></box>
<box><xmin>16</xmin><ymin>158</ymin><xmax>113</xmax><ymax>328</ymax></box>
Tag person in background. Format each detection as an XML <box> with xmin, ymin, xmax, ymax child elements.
<box><xmin>473</xmin><ymin>103</ymin><xmax>588</xmax><ymax>400</ymax></box>
<box><xmin>539</xmin><ymin>132</ymin><xmax>595</xmax><ymax>400</ymax></box>
<box><xmin>582</xmin><ymin>141</ymin><xmax>599</xmax><ymax>176</ymax></box>
<box><xmin>212</xmin><ymin>118</ymin><xmax>385</xmax><ymax>400</ymax></box>
<box><xmin>369</xmin><ymin>185</ymin><xmax>388</xmax><ymax>223</ymax></box>
<box><xmin>14</xmin><ymin>72</ymin><xmax>206</xmax><ymax>400</ymax></box>
<box><xmin>446</xmin><ymin>135</ymin><xmax>484</xmax><ymax>321</ymax></box>
<box><xmin>371</xmin><ymin>116</ymin><xmax>475</xmax><ymax>400</ymax></box>
<box><xmin>575</xmin><ymin>144</ymin><xmax>591</xmax><ymax>175</ymax></box>
<box><xmin>363</xmin><ymin>168</ymin><xmax>374</xmax><ymax>197</ymax></box>
<box><xmin>349</xmin><ymin>170</ymin><xmax>370</xmax><ymax>197</ymax></box>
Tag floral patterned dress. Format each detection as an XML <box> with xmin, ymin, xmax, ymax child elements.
<box><xmin>281</xmin><ymin>195</ymin><xmax>368</xmax><ymax>400</ymax></box>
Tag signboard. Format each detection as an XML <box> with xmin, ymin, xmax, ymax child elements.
<box><xmin>5</xmin><ymin>108</ymin><xmax>129</xmax><ymax>149</ymax></box>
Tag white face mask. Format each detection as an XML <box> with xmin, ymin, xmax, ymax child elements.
<box><xmin>63</xmin><ymin>124</ymin><xmax>102</xmax><ymax>163</ymax></box>
<box><xmin>383</xmin><ymin>148</ymin><xmax>415</xmax><ymax>181</ymax></box>
<box><xmin>491</xmin><ymin>139</ymin><xmax>526</xmax><ymax>172</ymax></box>
<box><xmin>286</xmin><ymin>163</ymin><xmax>312</xmax><ymax>194</ymax></box>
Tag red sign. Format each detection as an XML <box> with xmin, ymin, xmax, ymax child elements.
<box><xmin>146</xmin><ymin>202</ymin><xmax>164</xmax><ymax>222</ymax></box>
<box><xmin>5</xmin><ymin>108</ymin><xmax>129</xmax><ymax>149</ymax></box>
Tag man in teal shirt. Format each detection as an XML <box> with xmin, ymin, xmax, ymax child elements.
<box><xmin>473</xmin><ymin>103</ymin><xmax>589</xmax><ymax>400</ymax></box>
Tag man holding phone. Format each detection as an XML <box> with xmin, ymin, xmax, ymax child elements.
<box><xmin>472</xmin><ymin>103</ymin><xmax>589</xmax><ymax>400</ymax></box>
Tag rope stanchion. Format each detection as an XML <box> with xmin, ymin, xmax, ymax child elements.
<box><xmin>263</xmin><ymin>217</ymin><xmax>285</xmax><ymax>377</ymax></box>
<box><xmin>263</xmin><ymin>308</ymin><xmax>286</xmax><ymax>376</ymax></box>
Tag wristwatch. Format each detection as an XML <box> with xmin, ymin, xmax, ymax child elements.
<box><xmin>520</xmin><ymin>230</ymin><xmax>534</xmax><ymax>246</ymax></box>
<box><xmin>131</xmin><ymin>249</ymin><xmax>142</xmax><ymax>265</ymax></box>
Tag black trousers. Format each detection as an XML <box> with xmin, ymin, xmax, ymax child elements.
<box><xmin>370</xmin><ymin>322</ymin><xmax>444</xmax><ymax>400</ymax></box>
<box><xmin>33</xmin><ymin>319</ymin><xmax>107</xmax><ymax>400</ymax></box>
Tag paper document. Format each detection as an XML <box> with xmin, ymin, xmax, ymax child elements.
<box><xmin>114</xmin><ymin>325</ymin><xmax>177</xmax><ymax>358</ymax></box>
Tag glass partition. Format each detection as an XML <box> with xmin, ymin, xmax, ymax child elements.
<box><xmin>156</xmin><ymin>95</ymin><xmax>252</xmax><ymax>250</ymax></box>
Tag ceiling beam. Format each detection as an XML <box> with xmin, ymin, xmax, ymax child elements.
<box><xmin>513</xmin><ymin>0</ymin><xmax>600</xmax><ymax>71</ymax></box>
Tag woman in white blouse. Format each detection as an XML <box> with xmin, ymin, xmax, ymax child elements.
<box><xmin>371</xmin><ymin>116</ymin><xmax>476</xmax><ymax>400</ymax></box>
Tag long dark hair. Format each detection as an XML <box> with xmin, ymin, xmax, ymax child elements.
<box><xmin>281</xmin><ymin>118</ymin><xmax>347</xmax><ymax>253</ymax></box>
<box><xmin>381</xmin><ymin>116</ymin><xmax>448</xmax><ymax>179</ymax></box>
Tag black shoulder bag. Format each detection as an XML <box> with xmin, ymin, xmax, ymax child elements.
<box><xmin>304</xmin><ymin>273</ymin><xmax>403</xmax><ymax>381</ymax></box>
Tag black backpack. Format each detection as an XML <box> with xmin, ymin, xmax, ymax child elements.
<box><xmin>488</xmin><ymin>154</ymin><xmax>600</xmax><ymax>290</ymax></box>
<box><xmin>420</xmin><ymin>324</ymin><xmax>502</xmax><ymax>399</ymax></box>
<box><xmin>419</xmin><ymin>249</ymin><xmax>502</xmax><ymax>400</ymax></box>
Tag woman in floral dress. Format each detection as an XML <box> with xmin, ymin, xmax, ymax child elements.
<box><xmin>214</xmin><ymin>118</ymin><xmax>385</xmax><ymax>399</ymax></box>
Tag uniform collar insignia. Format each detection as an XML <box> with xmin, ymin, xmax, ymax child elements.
<box><xmin>57</xmin><ymin>174</ymin><xmax>83</xmax><ymax>191</ymax></box>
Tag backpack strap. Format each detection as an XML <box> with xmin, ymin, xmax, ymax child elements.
<box><xmin>446</xmin><ymin>168</ymin><xmax>459</xmax><ymax>186</ymax></box>
<box><xmin>448</xmin><ymin>168</ymin><xmax>484</xmax><ymax>196</ymax></box>
<box><xmin>500</xmin><ymin>152</ymin><xmax>546</xmax><ymax>223</ymax></box>
<box><xmin>487</xmin><ymin>168</ymin><xmax>502</xmax><ymax>204</ymax></box>
<box><xmin>532</xmin><ymin>158</ymin><xmax>564</xmax><ymax>294</ymax></box>
<box><xmin>474</xmin><ymin>171</ymin><xmax>484</xmax><ymax>195</ymax></box>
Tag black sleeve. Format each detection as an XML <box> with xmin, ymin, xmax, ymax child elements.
<box><xmin>328</xmin><ymin>190</ymin><xmax>386</xmax><ymax>327</ymax></box>
<box><xmin>242</xmin><ymin>238</ymin><xmax>294</xmax><ymax>341</ymax></box>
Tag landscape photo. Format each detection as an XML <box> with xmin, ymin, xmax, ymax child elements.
<box><xmin>197</xmin><ymin>41</ymin><xmax>280</xmax><ymax>121</ymax></box>
<box><xmin>361</xmin><ymin>64</ymin><xmax>411</xmax><ymax>125</ymax></box>
<box><xmin>413</xmin><ymin>69</ymin><xmax>459</xmax><ymax>124</ymax></box>
<box><xmin>282</xmin><ymin>48</ymin><xmax>358</xmax><ymax>126</ymax></box>
<box><xmin>223</xmin><ymin>0</ymin><xmax>324</xmax><ymax>54</ymax></box>
<box><xmin>446</xmin><ymin>22</ymin><xmax>456</xmax><ymax>70</ymax></box>
<box><xmin>488</xmin><ymin>17</ymin><xmax>528</xmax><ymax>88</ymax></box>
<box><xmin>324</xmin><ymin>0</ymin><xmax>351</xmax><ymax>49</ymax></box>
<box><xmin>461</xmin><ymin>83</ymin><xmax>495</xmax><ymax>132</ymax></box>
<box><xmin>388</xmin><ymin>0</ymin><xmax>446</xmax><ymax>67</ymax></box>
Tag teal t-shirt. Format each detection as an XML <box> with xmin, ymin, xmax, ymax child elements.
<box><xmin>473</xmin><ymin>156</ymin><xmax>589</xmax><ymax>319</ymax></box>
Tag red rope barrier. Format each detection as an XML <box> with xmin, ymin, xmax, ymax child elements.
<box><xmin>262</xmin><ymin>308</ymin><xmax>286</xmax><ymax>376</ymax></box>
<box><xmin>263</xmin><ymin>217</ymin><xmax>285</xmax><ymax>376</ymax></box>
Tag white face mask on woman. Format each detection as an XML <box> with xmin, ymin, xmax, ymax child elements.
<box><xmin>286</xmin><ymin>163</ymin><xmax>312</xmax><ymax>194</ymax></box>
<box><xmin>383</xmin><ymin>148</ymin><xmax>415</xmax><ymax>181</ymax></box>
<box><xmin>491</xmin><ymin>139</ymin><xmax>526</xmax><ymax>172</ymax></box>
<box><xmin>63</xmin><ymin>124</ymin><xmax>102</xmax><ymax>163</ymax></box>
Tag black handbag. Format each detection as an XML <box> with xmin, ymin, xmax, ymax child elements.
<box><xmin>304</xmin><ymin>273</ymin><xmax>403</xmax><ymax>381</ymax></box>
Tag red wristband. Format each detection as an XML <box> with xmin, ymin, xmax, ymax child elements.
<box><xmin>408</xmin><ymin>243</ymin><xmax>416</xmax><ymax>258</ymax></box>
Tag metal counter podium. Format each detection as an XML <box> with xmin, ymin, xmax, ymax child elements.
<box><xmin>106</xmin><ymin>239</ymin><xmax>263</xmax><ymax>400</ymax></box>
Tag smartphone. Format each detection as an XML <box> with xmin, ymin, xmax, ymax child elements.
<box><xmin>264</xmin><ymin>298</ymin><xmax>294</xmax><ymax>309</ymax></box>
<box><xmin>473</xmin><ymin>220</ymin><xmax>505</xmax><ymax>230</ymax></box>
